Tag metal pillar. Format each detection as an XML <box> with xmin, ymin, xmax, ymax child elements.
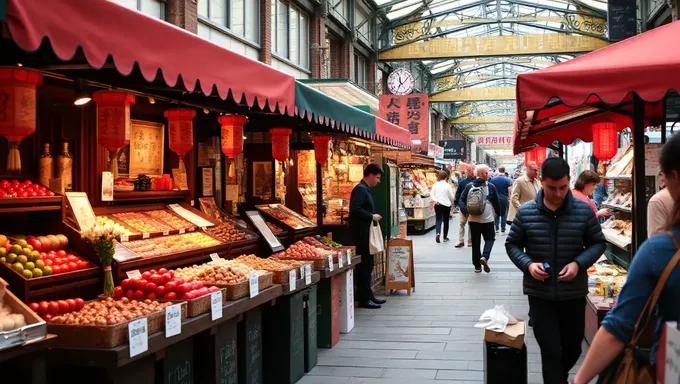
<box><xmin>316</xmin><ymin>162</ymin><xmax>324</xmax><ymax>234</ymax></box>
<box><xmin>632</xmin><ymin>94</ymin><xmax>647</xmax><ymax>253</ymax></box>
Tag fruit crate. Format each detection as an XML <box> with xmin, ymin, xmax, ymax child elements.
<box><xmin>0</xmin><ymin>178</ymin><xmax>63</xmax><ymax>215</ymax></box>
<box><xmin>0</xmin><ymin>278</ymin><xmax>47</xmax><ymax>351</ymax></box>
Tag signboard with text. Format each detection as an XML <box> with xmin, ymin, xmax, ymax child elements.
<box><xmin>379</xmin><ymin>94</ymin><xmax>430</xmax><ymax>153</ymax></box>
<box><xmin>440</xmin><ymin>140</ymin><xmax>466</xmax><ymax>160</ymax></box>
<box><xmin>476</xmin><ymin>136</ymin><xmax>513</xmax><ymax>146</ymax></box>
<box><xmin>607</xmin><ymin>0</ymin><xmax>637</xmax><ymax>41</ymax></box>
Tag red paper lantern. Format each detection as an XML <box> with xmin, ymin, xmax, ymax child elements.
<box><xmin>93</xmin><ymin>91</ymin><xmax>135</xmax><ymax>160</ymax></box>
<box><xmin>219</xmin><ymin>115</ymin><xmax>247</xmax><ymax>158</ymax></box>
<box><xmin>270</xmin><ymin>128</ymin><xmax>292</xmax><ymax>162</ymax></box>
<box><xmin>0</xmin><ymin>68</ymin><xmax>42</xmax><ymax>172</ymax></box>
<box><xmin>165</xmin><ymin>109</ymin><xmax>196</xmax><ymax>156</ymax></box>
<box><xmin>525</xmin><ymin>146</ymin><xmax>547</xmax><ymax>167</ymax></box>
<box><xmin>312</xmin><ymin>135</ymin><xmax>332</xmax><ymax>164</ymax></box>
<box><xmin>592</xmin><ymin>122</ymin><xmax>618</xmax><ymax>161</ymax></box>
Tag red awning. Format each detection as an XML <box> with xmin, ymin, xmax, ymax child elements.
<box><xmin>375</xmin><ymin>119</ymin><xmax>411</xmax><ymax>149</ymax></box>
<box><xmin>5</xmin><ymin>0</ymin><xmax>296</xmax><ymax>114</ymax></box>
<box><xmin>513</xmin><ymin>21</ymin><xmax>679</xmax><ymax>153</ymax></box>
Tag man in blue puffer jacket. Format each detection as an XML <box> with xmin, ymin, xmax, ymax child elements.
<box><xmin>505</xmin><ymin>157</ymin><xmax>606</xmax><ymax>384</ymax></box>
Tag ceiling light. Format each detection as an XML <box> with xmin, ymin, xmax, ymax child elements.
<box><xmin>203</xmin><ymin>108</ymin><xmax>209</xmax><ymax>114</ymax></box>
<box><xmin>73</xmin><ymin>79</ymin><xmax>91</xmax><ymax>106</ymax></box>
<box><xmin>148</xmin><ymin>96</ymin><xmax>155</xmax><ymax>104</ymax></box>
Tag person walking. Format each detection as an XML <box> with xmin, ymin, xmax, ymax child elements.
<box><xmin>572</xmin><ymin>170</ymin><xmax>611</xmax><ymax>219</ymax></box>
<box><xmin>349</xmin><ymin>163</ymin><xmax>386</xmax><ymax>309</ymax></box>
<box><xmin>505</xmin><ymin>157</ymin><xmax>606</xmax><ymax>384</ymax></box>
<box><xmin>460</xmin><ymin>164</ymin><xmax>501</xmax><ymax>273</ymax></box>
<box><xmin>647</xmin><ymin>173</ymin><xmax>675</xmax><ymax>236</ymax></box>
<box><xmin>431</xmin><ymin>171</ymin><xmax>455</xmax><ymax>243</ymax></box>
<box><xmin>508</xmin><ymin>161</ymin><xmax>541</xmax><ymax>223</ymax></box>
<box><xmin>573</xmin><ymin>133</ymin><xmax>680</xmax><ymax>384</ymax></box>
<box><xmin>454</xmin><ymin>163</ymin><xmax>476</xmax><ymax>248</ymax></box>
<box><xmin>489</xmin><ymin>166</ymin><xmax>513</xmax><ymax>233</ymax></box>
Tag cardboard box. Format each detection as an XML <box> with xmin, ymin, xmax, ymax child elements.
<box><xmin>483</xmin><ymin>321</ymin><xmax>526</xmax><ymax>350</ymax></box>
<box><xmin>339</xmin><ymin>270</ymin><xmax>355</xmax><ymax>334</ymax></box>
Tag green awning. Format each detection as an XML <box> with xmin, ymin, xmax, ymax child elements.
<box><xmin>1</xmin><ymin>0</ymin><xmax>7</xmax><ymax>21</ymax></box>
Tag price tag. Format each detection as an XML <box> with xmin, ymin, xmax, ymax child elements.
<box><xmin>142</xmin><ymin>233</ymin><xmax>150</xmax><ymax>239</ymax></box>
<box><xmin>190</xmin><ymin>200</ymin><xmax>194</xmax><ymax>206</ymax></box>
<box><xmin>120</xmin><ymin>235</ymin><xmax>129</xmax><ymax>242</ymax></box>
<box><xmin>300</xmin><ymin>266</ymin><xmax>305</xmax><ymax>278</ymax></box>
<box><xmin>162</xmin><ymin>231</ymin><xmax>169</xmax><ymax>236</ymax></box>
<box><xmin>305</xmin><ymin>265</ymin><xmax>312</xmax><ymax>285</ymax></box>
<box><xmin>210</xmin><ymin>253</ymin><xmax>220</xmax><ymax>261</ymax></box>
<box><xmin>128</xmin><ymin>318</ymin><xmax>148</xmax><ymax>358</ymax></box>
<box><xmin>201</xmin><ymin>226</ymin><xmax>207</xmax><ymax>231</ymax></box>
<box><xmin>327</xmin><ymin>256</ymin><xmax>334</xmax><ymax>271</ymax></box>
<box><xmin>347</xmin><ymin>249</ymin><xmax>351</xmax><ymax>264</ymax></box>
<box><xmin>210</xmin><ymin>291</ymin><xmax>223</xmax><ymax>321</ymax></box>
<box><xmin>338</xmin><ymin>252</ymin><xmax>344</xmax><ymax>268</ymax></box>
<box><xmin>179</xmin><ymin>228</ymin><xmax>185</xmax><ymax>234</ymax></box>
<box><xmin>249</xmin><ymin>272</ymin><xmax>259</xmax><ymax>298</ymax></box>
<box><xmin>126</xmin><ymin>270</ymin><xmax>142</xmax><ymax>279</ymax></box>
<box><xmin>165</xmin><ymin>304</ymin><xmax>181</xmax><ymax>338</ymax></box>
<box><xmin>288</xmin><ymin>270</ymin><xmax>296</xmax><ymax>291</ymax></box>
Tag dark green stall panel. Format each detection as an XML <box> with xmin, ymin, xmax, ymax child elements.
<box><xmin>262</xmin><ymin>291</ymin><xmax>305</xmax><ymax>384</ymax></box>
<box><xmin>194</xmin><ymin>318</ymin><xmax>238</xmax><ymax>384</ymax></box>
<box><xmin>304</xmin><ymin>285</ymin><xmax>318</xmax><ymax>372</ymax></box>
<box><xmin>238</xmin><ymin>307</ymin><xmax>263</xmax><ymax>384</ymax></box>
<box><xmin>161</xmin><ymin>338</ymin><xmax>193</xmax><ymax>384</ymax></box>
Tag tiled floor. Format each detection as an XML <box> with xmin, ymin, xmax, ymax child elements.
<box><xmin>299</xmin><ymin>213</ymin><xmax>593</xmax><ymax>384</ymax></box>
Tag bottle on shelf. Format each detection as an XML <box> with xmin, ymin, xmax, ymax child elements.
<box><xmin>39</xmin><ymin>143</ymin><xmax>53</xmax><ymax>187</ymax></box>
<box><xmin>57</xmin><ymin>140</ymin><xmax>73</xmax><ymax>190</ymax></box>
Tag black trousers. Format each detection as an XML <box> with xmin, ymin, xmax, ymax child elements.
<box><xmin>468</xmin><ymin>221</ymin><xmax>495</xmax><ymax>269</ymax></box>
<box><xmin>528</xmin><ymin>296</ymin><xmax>586</xmax><ymax>384</ymax></box>
<box><xmin>434</xmin><ymin>204</ymin><xmax>451</xmax><ymax>238</ymax></box>
<box><xmin>355</xmin><ymin>254</ymin><xmax>375</xmax><ymax>303</ymax></box>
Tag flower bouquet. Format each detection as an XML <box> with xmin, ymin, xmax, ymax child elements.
<box><xmin>81</xmin><ymin>217</ymin><xmax>126</xmax><ymax>296</ymax></box>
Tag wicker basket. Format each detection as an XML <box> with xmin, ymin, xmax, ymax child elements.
<box><xmin>157</xmin><ymin>288</ymin><xmax>226</xmax><ymax>317</ymax></box>
<box><xmin>47</xmin><ymin>302</ymin><xmax>186</xmax><ymax>348</ymax></box>
<box><xmin>268</xmin><ymin>269</ymin><xmax>291</xmax><ymax>284</ymax></box>
<box><xmin>224</xmin><ymin>281</ymin><xmax>249</xmax><ymax>300</ymax></box>
<box><xmin>257</xmin><ymin>272</ymin><xmax>273</xmax><ymax>290</ymax></box>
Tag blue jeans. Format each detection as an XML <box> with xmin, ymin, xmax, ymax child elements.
<box><xmin>495</xmin><ymin>199</ymin><xmax>509</xmax><ymax>231</ymax></box>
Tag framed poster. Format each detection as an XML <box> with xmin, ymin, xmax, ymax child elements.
<box><xmin>244</xmin><ymin>210</ymin><xmax>284</xmax><ymax>253</ymax></box>
<box><xmin>297</xmin><ymin>150</ymin><xmax>316</xmax><ymax>184</ymax></box>
<box><xmin>65</xmin><ymin>192</ymin><xmax>97</xmax><ymax>231</ymax></box>
<box><xmin>252</xmin><ymin>161</ymin><xmax>272</xmax><ymax>200</ymax></box>
<box><xmin>384</xmin><ymin>238</ymin><xmax>415</xmax><ymax>296</ymax></box>
<box><xmin>127</xmin><ymin>120</ymin><xmax>164</xmax><ymax>177</ymax></box>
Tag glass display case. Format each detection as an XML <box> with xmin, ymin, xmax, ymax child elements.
<box><xmin>255</xmin><ymin>204</ymin><xmax>317</xmax><ymax>230</ymax></box>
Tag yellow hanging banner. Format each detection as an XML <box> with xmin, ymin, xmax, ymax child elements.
<box><xmin>431</xmin><ymin>87</ymin><xmax>515</xmax><ymax>102</ymax></box>
<box><xmin>451</xmin><ymin>116</ymin><xmax>515</xmax><ymax>124</ymax></box>
<box><xmin>380</xmin><ymin>33</ymin><xmax>608</xmax><ymax>61</ymax></box>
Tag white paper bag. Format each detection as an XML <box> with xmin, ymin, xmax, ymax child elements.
<box><xmin>369</xmin><ymin>221</ymin><xmax>384</xmax><ymax>255</ymax></box>
<box><xmin>473</xmin><ymin>305</ymin><xmax>518</xmax><ymax>333</ymax></box>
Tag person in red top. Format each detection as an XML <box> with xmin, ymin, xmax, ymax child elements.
<box><xmin>572</xmin><ymin>170</ymin><xmax>611</xmax><ymax>219</ymax></box>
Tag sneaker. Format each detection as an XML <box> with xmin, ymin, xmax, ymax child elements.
<box><xmin>436</xmin><ymin>234</ymin><xmax>440</xmax><ymax>243</ymax></box>
<box><xmin>501</xmin><ymin>228</ymin><xmax>506</xmax><ymax>233</ymax></box>
<box><xmin>467</xmin><ymin>242</ymin><xmax>472</xmax><ymax>247</ymax></box>
<box><xmin>455</xmin><ymin>242</ymin><xmax>464</xmax><ymax>248</ymax></box>
<box><xmin>495</xmin><ymin>228</ymin><xmax>499</xmax><ymax>233</ymax></box>
<box><xmin>474</xmin><ymin>268</ymin><xmax>482</xmax><ymax>273</ymax></box>
<box><xmin>443</xmin><ymin>238</ymin><xmax>450</xmax><ymax>242</ymax></box>
<box><xmin>480</xmin><ymin>257</ymin><xmax>491</xmax><ymax>273</ymax></box>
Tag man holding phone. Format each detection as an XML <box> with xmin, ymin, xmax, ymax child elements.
<box><xmin>505</xmin><ymin>158</ymin><xmax>606</xmax><ymax>384</ymax></box>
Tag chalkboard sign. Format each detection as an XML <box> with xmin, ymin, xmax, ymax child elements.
<box><xmin>303</xmin><ymin>285</ymin><xmax>318</xmax><ymax>373</ymax></box>
<box><xmin>193</xmin><ymin>318</ymin><xmax>238</xmax><ymax>384</ymax></box>
<box><xmin>163</xmin><ymin>338</ymin><xmax>194</xmax><ymax>384</ymax></box>
<box><xmin>238</xmin><ymin>308</ymin><xmax>263</xmax><ymax>384</ymax></box>
<box><xmin>607</xmin><ymin>0</ymin><xmax>637</xmax><ymax>41</ymax></box>
<box><xmin>289</xmin><ymin>291</ymin><xmax>305</xmax><ymax>382</ymax></box>
<box><xmin>218</xmin><ymin>324</ymin><xmax>238</xmax><ymax>384</ymax></box>
<box><xmin>384</xmin><ymin>238</ymin><xmax>415</xmax><ymax>296</ymax></box>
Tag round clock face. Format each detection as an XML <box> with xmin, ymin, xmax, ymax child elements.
<box><xmin>387</xmin><ymin>69</ymin><xmax>415</xmax><ymax>95</ymax></box>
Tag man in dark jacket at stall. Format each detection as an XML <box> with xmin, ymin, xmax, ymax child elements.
<box><xmin>505</xmin><ymin>157</ymin><xmax>606</xmax><ymax>384</ymax></box>
<box><xmin>350</xmin><ymin>163</ymin><xmax>385</xmax><ymax>309</ymax></box>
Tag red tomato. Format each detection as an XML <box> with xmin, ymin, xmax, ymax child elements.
<box><xmin>19</xmin><ymin>191</ymin><xmax>28</xmax><ymax>198</ymax></box>
<box><xmin>77</xmin><ymin>260</ymin><xmax>88</xmax><ymax>269</ymax></box>
<box><xmin>145</xmin><ymin>282</ymin><xmax>157</xmax><ymax>293</ymax></box>
<box><xmin>142</xmin><ymin>271</ymin><xmax>152</xmax><ymax>281</ymax></box>
<box><xmin>48</xmin><ymin>191</ymin><xmax>55</xmax><ymax>196</ymax></box>
<box><xmin>158</xmin><ymin>268</ymin><xmax>168</xmax><ymax>275</ymax></box>
<box><xmin>51</xmin><ymin>265</ymin><xmax>61</xmax><ymax>274</ymax></box>
<box><xmin>155</xmin><ymin>286</ymin><xmax>166</xmax><ymax>297</ymax></box>
<box><xmin>54</xmin><ymin>258</ymin><xmax>63</xmax><ymax>264</ymax></box>
<box><xmin>56</xmin><ymin>250</ymin><xmax>67</xmax><ymax>257</ymax></box>
<box><xmin>198</xmin><ymin>287</ymin><xmax>209</xmax><ymax>296</ymax></box>
<box><xmin>161</xmin><ymin>273</ymin><xmax>172</xmax><ymax>285</ymax></box>
<box><xmin>38</xmin><ymin>301</ymin><xmax>49</xmax><ymax>314</ymax></box>
<box><xmin>146</xmin><ymin>292</ymin><xmax>157</xmax><ymax>300</ymax></box>
<box><xmin>121</xmin><ymin>279</ymin><xmax>132</xmax><ymax>289</ymax></box>
<box><xmin>30</xmin><ymin>191</ymin><xmax>38</xmax><ymax>197</ymax></box>
<box><xmin>192</xmin><ymin>281</ymin><xmax>202</xmax><ymax>291</ymax></box>
<box><xmin>176</xmin><ymin>283</ymin><xmax>188</xmax><ymax>295</ymax></box>
<box><xmin>182</xmin><ymin>291</ymin><xmax>195</xmax><ymax>300</ymax></box>
<box><xmin>149</xmin><ymin>269</ymin><xmax>157</xmax><ymax>275</ymax></box>
<box><xmin>164</xmin><ymin>292</ymin><xmax>177</xmax><ymax>300</ymax></box>
<box><xmin>66</xmin><ymin>299</ymin><xmax>76</xmax><ymax>312</ymax></box>
<box><xmin>44</xmin><ymin>259</ymin><xmax>54</xmax><ymax>266</ymax></box>
<box><xmin>135</xmin><ymin>279</ymin><xmax>147</xmax><ymax>291</ymax></box>
<box><xmin>134</xmin><ymin>290</ymin><xmax>146</xmax><ymax>300</ymax></box>
<box><xmin>74</xmin><ymin>298</ymin><xmax>85</xmax><ymax>310</ymax></box>
<box><xmin>59</xmin><ymin>264</ymin><xmax>70</xmax><ymax>272</ymax></box>
<box><xmin>125</xmin><ymin>289</ymin><xmax>136</xmax><ymax>299</ymax></box>
<box><xmin>209</xmin><ymin>286</ymin><xmax>219</xmax><ymax>292</ymax></box>
<box><xmin>29</xmin><ymin>302</ymin><xmax>40</xmax><ymax>312</ymax></box>
<box><xmin>113</xmin><ymin>286</ymin><xmax>123</xmax><ymax>299</ymax></box>
<box><xmin>165</xmin><ymin>281</ymin><xmax>177</xmax><ymax>292</ymax></box>
<box><xmin>67</xmin><ymin>262</ymin><xmax>78</xmax><ymax>271</ymax></box>
<box><xmin>149</xmin><ymin>274</ymin><xmax>163</xmax><ymax>285</ymax></box>
<box><xmin>48</xmin><ymin>301</ymin><xmax>59</xmax><ymax>314</ymax></box>
<box><xmin>44</xmin><ymin>314</ymin><xmax>53</xmax><ymax>321</ymax></box>
<box><xmin>57</xmin><ymin>300</ymin><xmax>69</xmax><ymax>313</ymax></box>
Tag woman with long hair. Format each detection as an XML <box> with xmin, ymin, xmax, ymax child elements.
<box><xmin>573</xmin><ymin>133</ymin><xmax>680</xmax><ymax>384</ymax></box>
<box><xmin>572</xmin><ymin>170</ymin><xmax>611</xmax><ymax>219</ymax></box>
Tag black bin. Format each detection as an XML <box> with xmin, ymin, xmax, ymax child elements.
<box><xmin>483</xmin><ymin>341</ymin><xmax>528</xmax><ymax>384</ymax></box>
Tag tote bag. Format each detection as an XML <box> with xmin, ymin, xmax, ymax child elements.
<box><xmin>369</xmin><ymin>221</ymin><xmax>384</xmax><ymax>255</ymax></box>
<box><xmin>598</xmin><ymin>232</ymin><xmax>680</xmax><ymax>384</ymax></box>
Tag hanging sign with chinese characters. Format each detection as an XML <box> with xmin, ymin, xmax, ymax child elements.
<box><xmin>476</xmin><ymin>135</ymin><xmax>513</xmax><ymax>146</ymax></box>
<box><xmin>379</xmin><ymin>94</ymin><xmax>429</xmax><ymax>151</ymax></box>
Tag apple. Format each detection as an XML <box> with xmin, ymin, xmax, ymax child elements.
<box><xmin>77</xmin><ymin>260</ymin><xmax>88</xmax><ymax>269</ymax></box>
<box><xmin>134</xmin><ymin>290</ymin><xmax>145</xmax><ymax>300</ymax></box>
<box><xmin>48</xmin><ymin>301</ymin><xmax>59</xmax><ymax>314</ymax></box>
<box><xmin>155</xmin><ymin>286</ymin><xmax>166</xmax><ymax>297</ymax></box>
<box><xmin>56</xmin><ymin>250</ymin><xmax>67</xmax><ymax>257</ymax></box>
<box><xmin>146</xmin><ymin>292</ymin><xmax>157</xmax><ymax>300</ymax></box>
<box><xmin>113</xmin><ymin>286</ymin><xmax>123</xmax><ymax>299</ymax></box>
<box><xmin>29</xmin><ymin>302</ymin><xmax>40</xmax><ymax>312</ymax></box>
<box><xmin>46</xmin><ymin>235</ymin><xmax>60</xmax><ymax>250</ymax></box>
<box><xmin>55</xmin><ymin>234</ymin><xmax>68</xmax><ymax>249</ymax></box>
<box><xmin>57</xmin><ymin>300</ymin><xmax>69</xmax><ymax>314</ymax></box>
<box><xmin>164</xmin><ymin>292</ymin><xmax>177</xmax><ymax>300</ymax></box>
<box><xmin>74</xmin><ymin>298</ymin><xmax>85</xmax><ymax>310</ymax></box>
<box><xmin>51</xmin><ymin>265</ymin><xmax>61</xmax><ymax>274</ymax></box>
<box><xmin>26</xmin><ymin>236</ymin><xmax>41</xmax><ymax>251</ymax></box>
<box><xmin>145</xmin><ymin>282</ymin><xmax>157</xmax><ymax>293</ymax></box>
<box><xmin>125</xmin><ymin>289</ymin><xmax>135</xmax><ymax>299</ymax></box>
<box><xmin>38</xmin><ymin>301</ymin><xmax>49</xmax><ymax>314</ymax></box>
<box><xmin>165</xmin><ymin>281</ymin><xmax>177</xmax><ymax>292</ymax></box>
<box><xmin>66</xmin><ymin>299</ymin><xmax>76</xmax><ymax>312</ymax></box>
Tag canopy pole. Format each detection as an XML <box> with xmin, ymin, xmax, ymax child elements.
<box><xmin>632</xmin><ymin>94</ymin><xmax>647</xmax><ymax>254</ymax></box>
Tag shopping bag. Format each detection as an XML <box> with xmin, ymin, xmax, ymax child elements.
<box><xmin>369</xmin><ymin>221</ymin><xmax>384</xmax><ymax>255</ymax></box>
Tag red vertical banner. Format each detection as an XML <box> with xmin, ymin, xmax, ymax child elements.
<box><xmin>379</xmin><ymin>95</ymin><xmax>403</xmax><ymax>127</ymax></box>
<box><xmin>378</xmin><ymin>94</ymin><xmax>429</xmax><ymax>153</ymax></box>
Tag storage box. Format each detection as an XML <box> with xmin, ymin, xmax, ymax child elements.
<box><xmin>338</xmin><ymin>270</ymin><xmax>355</xmax><ymax>334</ymax></box>
<box><xmin>483</xmin><ymin>321</ymin><xmax>526</xmax><ymax>350</ymax></box>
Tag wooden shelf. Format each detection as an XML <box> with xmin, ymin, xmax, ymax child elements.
<box><xmin>112</xmin><ymin>190</ymin><xmax>188</xmax><ymax>202</ymax></box>
<box><xmin>0</xmin><ymin>196</ymin><xmax>63</xmax><ymax>214</ymax></box>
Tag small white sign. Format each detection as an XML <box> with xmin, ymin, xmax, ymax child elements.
<box><xmin>201</xmin><ymin>226</ymin><xmax>207</xmax><ymax>231</ymax></box>
<box><xmin>289</xmin><ymin>270</ymin><xmax>296</xmax><ymax>291</ymax></box>
<box><xmin>327</xmin><ymin>256</ymin><xmax>334</xmax><ymax>271</ymax></box>
<box><xmin>179</xmin><ymin>228</ymin><xmax>186</xmax><ymax>234</ymax></box>
<box><xmin>249</xmin><ymin>272</ymin><xmax>259</xmax><ymax>298</ymax></box>
<box><xmin>347</xmin><ymin>249</ymin><xmax>352</xmax><ymax>264</ymax></box>
<box><xmin>162</xmin><ymin>231</ymin><xmax>169</xmax><ymax>236</ymax></box>
<box><xmin>142</xmin><ymin>233</ymin><xmax>150</xmax><ymax>239</ymax></box>
<box><xmin>305</xmin><ymin>265</ymin><xmax>312</xmax><ymax>285</ymax></box>
<box><xmin>165</xmin><ymin>304</ymin><xmax>182</xmax><ymax>338</ymax></box>
<box><xmin>128</xmin><ymin>318</ymin><xmax>148</xmax><ymax>358</ymax></box>
<box><xmin>121</xmin><ymin>235</ymin><xmax>129</xmax><ymax>242</ymax></box>
<box><xmin>300</xmin><ymin>266</ymin><xmax>305</xmax><ymax>278</ymax></box>
<box><xmin>126</xmin><ymin>270</ymin><xmax>142</xmax><ymax>279</ymax></box>
<box><xmin>210</xmin><ymin>253</ymin><xmax>220</xmax><ymax>261</ymax></box>
<box><xmin>338</xmin><ymin>252</ymin><xmax>344</xmax><ymax>268</ymax></box>
<box><xmin>211</xmin><ymin>291</ymin><xmax>223</xmax><ymax>321</ymax></box>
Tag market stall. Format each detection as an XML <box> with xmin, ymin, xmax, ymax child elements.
<box><xmin>513</xmin><ymin>20</ymin><xmax>680</xmax><ymax>344</ymax></box>
<box><xmin>398</xmin><ymin>154</ymin><xmax>438</xmax><ymax>235</ymax></box>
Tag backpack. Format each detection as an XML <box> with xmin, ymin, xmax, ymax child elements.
<box><xmin>466</xmin><ymin>185</ymin><xmax>487</xmax><ymax>216</ymax></box>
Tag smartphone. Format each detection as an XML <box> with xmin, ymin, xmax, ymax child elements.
<box><xmin>543</xmin><ymin>262</ymin><xmax>552</xmax><ymax>275</ymax></box>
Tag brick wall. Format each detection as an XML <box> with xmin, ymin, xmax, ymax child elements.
<box><xmin>310</xmin><ymin>15</ymin><xmax>326</xmax><ymax>78</ymax></box>
<box><xmin>259</xmin><ymin>0</ymin><xmax>272</xmax><ymax>64</ymax></box>
<box><xmin>367</xmin><ymin>54</ymin><xmax>377</xmax><ymax>93</ymax></box>
<box><xmin>167</xmin><ymin>0</ymin><xmax>198</xmax><ymax>33</ymax></box>
<box><xmin>339</xmin><ymin>38</ymin><xmax>353</xmax><ymax>79</ymax></box>
<box><xmin>329</xmin><ymin>39</ymin><xmax>342</xmax><ymax>78</ymax></box>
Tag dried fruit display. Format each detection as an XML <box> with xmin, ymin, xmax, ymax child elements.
<box><xmin>266</xmin><ymin>221</ymin><xmax>283</xmax><ymax>233</ymax></box>
<box><xmin>204</xmin><ymin>222</ymin><xmax>251</xmax><ymax>243</ymax></box>
<box><xmin>48</xmin><ymin>297</ymin><xmax>171</xmax><ymax>326</ymax></box>
<box><xmin>143</xmin><ymin>210</ymin><xmax>195</xmax><ymax>230</ymax></box>
<box><xmin>174</xmin><ymin>258</ymin><xmax>265</xmax><ymax>284</ymax></box>
<box><xmin>122</xmin><ymin>233</ymin><xmax>221</xmax><ymax>258</ymax></box>
<box><xmin>275</xmin><ymin>241</ymin><xmax>332</xmax><ymax>260</ymax></box>
<box><xmin>303</xmin><ymin>236</ymin><xmax>335</xmax><ymax>251</ymax></box>
<box><xmin>181</xmin><ymin>232</ymin><xmax>222</xmax><ymax>248</ymax></box>
<box><xmin>270</xmin><ymin>258</ymin><xmax>312</xmax><ymax>269</ymax></box>
<box><xmin>113</xmin><ymin>212</ymin><xmax>174</xmax><ymax>233</ymax></box>
<box><xmin>235</xmin><ymin>254</ymin><xmax>291</xmax><ymax>272</ymax></box>
<box><xmin>256</xmin><ymin>204</ymin><xmax>316</xmax><ymax>229</ymax></box>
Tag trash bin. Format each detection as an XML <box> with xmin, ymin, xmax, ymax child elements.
<box><xmin>483</xmin><ymin>341</ymin><xmax>527</xmax><ymax>384</ymax></box>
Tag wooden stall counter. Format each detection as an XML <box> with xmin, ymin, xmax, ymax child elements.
<box><xmin>318</xmin><ymin>256</ymin><xmax>361</xmax><ymax>279</ymax></box>
<box><xmin>584</xmin><ymin>294</ymin><xmax>614</xmax><ymax>345</ymax></box>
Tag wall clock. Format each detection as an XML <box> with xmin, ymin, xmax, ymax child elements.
<box><xmin>387</xmin><ymin>68</ymin><xmax>415</xmax><ymax>96</ymax></box>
